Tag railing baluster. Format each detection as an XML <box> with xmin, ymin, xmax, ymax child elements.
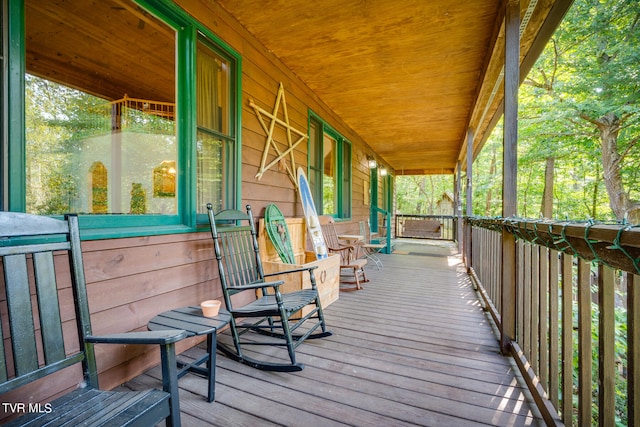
<box><xmin>598</xmin><ymin>264</ymin><xmax>615</xmax><ymax>427</ymax></box>
<box><xmin>493</xmin><ymin>230</ymin><xmax>497</xmax><ymax>307</ymax></box>
<box><xmin>532</xmin><ymin>245</ymin><xmax>540</xmax><ymax>375</ymax></box>
<box><xmin>517</xmin><ymin>241</ymin><xmax>525</xmax><ymax>349</ymax></box>
<box><xmin>561</xmin><ymin>253</ymin><xmax>574</xmax><ymax>426</ymax></box>
<box><xmin>485</xmin><ymin>229</ymin><xmax>489</xmax><ymax>299</ymax></box>
<box><xmin>523</xmin><ymin>243</ymin><xmax>532</xmax><ymax>362</ymax></box>
<box><xmin>630</xmin><ymin>273</ymin><xmax>639</xmax><ymax>427</ymax></box>
<box><xmin>549</xmin><ymin>249</ymin><xmax>559</xmax><ymax>408</ymax></box>
<box><xmin>577</xmin><ymin>258</ymin><xmax>592</xmax><ymax>427</ymax></box>
<box><xmin>539</xmin><ymin>246</ymin><xmax>549</xmax><ymax>392</ymax></box>
<box><xmin>496</xmin><ymin>230</ymin><xmax>502</xmax><ymax>313</ymax></box>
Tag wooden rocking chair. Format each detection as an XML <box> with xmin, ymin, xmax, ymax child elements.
<box><xmin>206</xmin><ymin>204</ymin><xmax>332</xmax><ymax>372</ymax></box>
<box><xmin>319</xmin><ymin>216</ymin><xmax>369</xmax><ymax>291</ymax></box>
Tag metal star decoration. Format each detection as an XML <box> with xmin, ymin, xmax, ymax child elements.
<box><xmin>250</xmin><ymin>82</ymin><xmax>308</xmax><ymax>186</ymax></box>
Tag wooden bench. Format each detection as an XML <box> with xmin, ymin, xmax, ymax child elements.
<box><xmin>403</xmin><ymin>219</ymin><xmax>441</xmax><ymax>238</ymax></box>
<box><xmin>0</xmin><ymin>212</ymin><xmax>185</xmax><ymax>426</ymax></box>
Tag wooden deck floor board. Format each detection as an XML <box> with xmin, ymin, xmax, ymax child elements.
<box><xmin>325</xmin><ymin>310</ymin><xmax>500</xmax><ymax>350</ymax></box>
<box><xmin>124</xmin><ymin>240</ymin><xmax>544</xmax><ymax>426</ymax></box>
<box><xmin>288</xmin><ymin>348</ymin><xmax>535</xmax><ymax>425</ymax></box>
<box><xmin>297</xmin><ymin>336</ymin><xmax>519</xmax><ymax>388</ymax></box>
<box><xmin>315</xmin><ymin>329</ymin><xmax>512</xmax><ymax>376</ymax></box>
<box><xmin>214</xmin><ymin>356</ymin><xmax>492</xmax><ymax>427</ymax></box>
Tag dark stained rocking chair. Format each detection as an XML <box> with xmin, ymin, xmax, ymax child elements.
<box><xmin>207</xmin><ymin>204</ymin><xmax>332</xmax><ymax>372</ymax></box>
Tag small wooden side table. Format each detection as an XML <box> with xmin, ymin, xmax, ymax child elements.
<box><xmin>148</xmin><ymin>306</ymin><xmax>231</xmax><ymax>402</ymax></box>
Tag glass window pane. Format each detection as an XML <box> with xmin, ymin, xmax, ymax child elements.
<box><xmin>25</xmin><ymin>0</ymin><xmax>176</xmax><ymax>215</ymax></box>
<box><xmin>323</xmin><ymin>133</ymin><xmax>337</xmax><ymax>215</ymax></box>
<box><xmin>309</xmin><ymin>121</ymin><xmax>318</xmax><ymax>169</ymax></box>
<box><xmin>308</xmin><ymin>119</ymin><xmax>321</xmax><ymax>204</ymax></box>
<box><xmin>197</xmin><ymin>42</ymin><xmax>230</xmax><ymax>135</ymax></box>
<box><xmin>197</xmin><ymin>132</ymin><xmax>223</xmax><ymax>213</ymax></box>
<box><xmin>342</xmin><ymin>141</ymin><xmax>351</xmax><ymax>217</ymax></box>
<box><xmin>197</xmin><ymin>40</ymin><xmax>231</xmax><ymax>213</ymax></box>
<box><xmin>308</xmin><ymin>114</ymin><xmax>351</xmax><ymax>219</ymax></box>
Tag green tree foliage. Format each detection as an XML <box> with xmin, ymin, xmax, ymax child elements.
<box><xmin>472</xmin><ymin>122</ymin><xmax>503</xmax><ymax>217</ymax></box>
<box><xmin>25</xmin><ymin>75</ymin><xmax>94</xmax><ymax>214</ymax></box>
<box><xmin>396</xmin><ymin>175</ymin><xmax>453</xmax><ymax>215</ymax></box>
<box><xmin>471</xmin><ymin>0</ymin><xmax>640</xmax><ymax>222</ymax></box>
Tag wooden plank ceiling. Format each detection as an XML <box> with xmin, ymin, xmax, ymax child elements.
<box><xmin>215</xmin><ymin>0</ymin><xmax>569</xmax><ymax>175</ymax></box>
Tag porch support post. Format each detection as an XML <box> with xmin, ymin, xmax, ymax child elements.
<box><xmin>465</xmin><ymin>129</ymin><xmax>473</xmax><ymax>271</ymax></box>
<box><xmin>501</xmin><ymin>0</ymin><xmax>519</xmax><ymax>354</ymax></box>
<box><xmin>455</xmin><ymin>161</ymin><xmax>463</xmax><ymax>255</ymax></box>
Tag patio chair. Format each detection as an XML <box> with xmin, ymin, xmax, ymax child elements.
<box><xmin>319</xmin><ymin>216</ymin><xmax>369</xmax><ymax>291</ymax></box>
<box><xmin>206</xmin><ymin>204</ymin><xmax>332</xmax><ymax>372</ymax></box>
<box><xmin>358</xmin><ymin>220</ymin><xmax>386</xmax><ymax>270</ymax></box>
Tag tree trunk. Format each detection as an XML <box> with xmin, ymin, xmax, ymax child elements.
<box><xmin>541</xmin><ymin>157</ymin><xmax>554</xmax><ymax>218</ymax></box>
<box><xmin>590</xmin><ymin>164</ymin><xmax>601</xmax><ymax>219</ymax></box>
<box><xmin>597</xmin><ymin>112</ymin><xmax>631</xmax><ymax>220</ymax></box>
<box><xmin>413</xmin><ymin>176</ymin><xmax>434</xmax><ymax>215</ymax></box>
<box><xmin>428</xmin><ymin>176</ymin><xmax>435</xmax><ymax>215</ymax></box>
<box><xmin>485</xmin><ymin>148</ymin><xmax>497</xmax><ymax>214</ymax></box>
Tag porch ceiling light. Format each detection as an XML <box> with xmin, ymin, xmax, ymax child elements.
<box><xmin>367</xmin><ymin>156</ymin><xmax>377</xmax><ymax>169</ymax></box>
<box><xmin>380</xmin><ymin>167</ymin><xmax>387</xmax><ymax>176</ymax></box>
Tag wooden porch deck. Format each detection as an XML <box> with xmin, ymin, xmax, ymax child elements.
<box><xmin>124</xmin><ymin>240</ymin><xmax>544</xmax><ymax>426</ymax></box>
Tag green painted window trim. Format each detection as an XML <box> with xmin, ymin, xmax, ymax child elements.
<box><xmin>4</xmin><ymin>0</ymin><xmax>242</xmax><ymax>240</ymax></box>
<box><xmin>307</xmin><ymin>110</ymin><xmax>352</xmax><ymax>220</ymax></box>
<box><xmin>370</xmin><ymin>171</ymin><xmax>393</xmax><ymax>233</ymax></box>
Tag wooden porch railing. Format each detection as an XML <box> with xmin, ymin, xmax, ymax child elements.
<box><xmin>466</xmin><ymin>217</ymin><xmax>639</xmax><ymax>426</ymax></box>
<box><xmin>395</xmin><ymin>214</ymin><xmax>457</xmax><ymax>240</ymax></box>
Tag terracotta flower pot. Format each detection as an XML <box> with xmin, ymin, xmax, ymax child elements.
<box><xmin>200</xmin><ymin>300</ymin><xmax>221</xmax><ymax>317</ymax></box>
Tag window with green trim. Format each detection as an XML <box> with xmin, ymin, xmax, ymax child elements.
<box><xmin>196</xmin><ymin>38</ymin><xmax>235</xmax><ymax>214</ymax></box>
<box><xmin>6</xmin><ymin>0</ymin><xmax>239</xmax><ymax>234</ymax></box>
<box><xmin>308</xmin><ymin>112</ymin><xmax>351</xmax><ymax>219</ymax></box>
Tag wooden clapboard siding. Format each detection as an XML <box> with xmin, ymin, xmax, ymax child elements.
<box><xmin>82</xmin><ymin>234</ymin><xmax>218</xmax><ymax>320</ymax></box>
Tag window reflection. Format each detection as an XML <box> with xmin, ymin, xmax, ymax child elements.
<box><xmin>25</xmin><ymin>0</ymin><xmax>176</xmax><ymax>215</ymax></box>
<box><xmin>323</xmin><ymin>133</ymin><xmax>337</xmax><ymax>215</ymax></box>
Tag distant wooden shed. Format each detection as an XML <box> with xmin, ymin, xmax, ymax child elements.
<box><xmin>436</xmin><ymin>192</ymin><xmax>455</xmax><ymax>215</ymax></box>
